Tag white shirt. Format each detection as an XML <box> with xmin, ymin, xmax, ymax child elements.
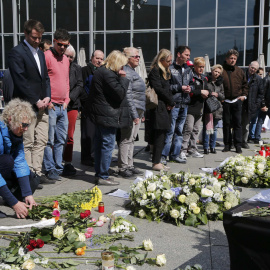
<box><xmin>24</xmin><ymin>39</ymin><xmax>41</xmax><ymax>75</ymax></box>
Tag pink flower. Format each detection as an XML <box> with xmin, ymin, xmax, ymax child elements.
<box><xmin>87</xmin><ymin>227</ymin><xmax>94</xmax><ymax>234</ymax></box>
<box><xmin>85</xmin><ymin>233</ymin><xmax>92</xmax><ymax>238</ymax></box>
<box><xmin>90</xmin><ymin>218</ymin><xmax>96</xmax><ymax>222</ymax></box>
<box><xmin>96</xmin><ymin>220</ymin><xmax>104</xmax><ymax>227</ymax></box>
<box><xmin>52</xmin><ymin>210</ymin><xmax>60</xmax><ymax>217</ymax></box>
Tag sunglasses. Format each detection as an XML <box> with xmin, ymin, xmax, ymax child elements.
<box><xmin>55</xmin><ymin>40</ymin><xmax>69</xmax><ymax>48</ymax></box>
<box><xmin>130</xmin><ymin>55</ymin><xmax>140</xmax><ymax>59</ymax></box>
<box><xmin>21</xmin><ymin>122</ymin><xmax>30</xmax><ymax>128</ymax></box>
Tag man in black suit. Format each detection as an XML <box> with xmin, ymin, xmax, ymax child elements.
<box><xmin>8</xmin><ymin>19</ymin><xmax>54</xmax><ymax>187</ymax></box>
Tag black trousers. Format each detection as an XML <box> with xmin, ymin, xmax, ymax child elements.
<box><xmin>0</xmin><ymin>154</ymin><xmax>39</xmax><ymax>202</ymax></box>
<box><xmin>80</xmin><ymin>110</ymin><xmax>95</xmax><ymax>162</ymax></box>
<box><xmin>152</xmin><ymin>129</ymin><xmax>167</xmax><ymax>164</ymax></box>
<box><xmin>223</xmin><ymin>100</ymin><xmax>243</xmax><ymax>147</ymax></box>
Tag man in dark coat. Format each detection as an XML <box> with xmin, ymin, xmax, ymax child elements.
<box><xmin>242</xmin><ymin>61</ymin><xmax>264</xmax><ymax>148</ymax></box>
<box><xmin>81</xmin><ymin>50</ymin><xmax>104</xmax><ymax>166</ymax></box>
<box><xmin>8</xmin><ymin>19</ymin><xmax>52</xmax><ymax>187</ymax></box>
<box><xmin>222</xmin><ymin>49</ymin><xmax>249</xmax><ymax>153</ymax></box>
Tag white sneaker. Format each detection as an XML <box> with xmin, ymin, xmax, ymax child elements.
<box><xmin>180</xmin><ymin>152</ymin><xmax>187</xmax><ymax>160</ymax></box>
<box><xmin>191</xmin><ymin>151</ymin><xmax>204</xmax><ymax>158</ymax></box>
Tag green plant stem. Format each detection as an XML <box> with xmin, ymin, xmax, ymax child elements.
<box><xmin>47</xmin><ymin>256</ymin><xmax>100</xmax><ymax>259</ymax></box>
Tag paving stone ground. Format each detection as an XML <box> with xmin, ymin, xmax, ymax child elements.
<box><xmin>1</xmin><ymin>120</ymin><xmax>269</xmax><ymax>270</ymax></box>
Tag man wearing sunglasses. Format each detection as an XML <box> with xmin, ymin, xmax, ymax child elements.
<box><xmin>8</xmin><ymin>19</ymin><xmax>52</xmax><ymax>189</ymax></box>
<box><xmin>43</xmin><ymin>29</ymin><xmax>71</xmax><ymax>181</ymax></box>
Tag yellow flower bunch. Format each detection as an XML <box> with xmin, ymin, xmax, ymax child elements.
<box><xmin>80</xmin><ymin>186</ymin><xmax>102</xmax><ymax>210</ymax></box>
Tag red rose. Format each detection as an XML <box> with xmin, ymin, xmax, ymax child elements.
<box><xmin>218</xmin><ymin>174</ymin><xmax>222</xmax><ymax>179</ymax></box>
<box><xmin>213</xmin><ymin>171</ymin><xmax>217</xmax><ymax>176</ymax></box>
<box><xmin>85</xmin><ymin>210</ymin><xmax>91</xmax><ymax>217</ymax></box>
<box><xmin>29</xmin><ymin>239</ymin><xmax>38</xmax><ymax>248</ymax></box>
<box><xmin>36</xmin><ymin>239</ymin><xmax>44</xmax><ymax>248</ymax></box>
<box><xmin>26</xmin><ymin>244</ymin><xmax>34</xmax><ymax>251</ymax></box>
<box><xmin>80</xmin><ymin>213</ymin><xmax>86</xmax><ymax>219</ymax></box>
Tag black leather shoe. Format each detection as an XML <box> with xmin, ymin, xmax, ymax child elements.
<box><xmin>204</xmin><ymin>149</ymin><xmax>209</xmax><ymax>154</ymax></box>
<box><xmin>118</xmin><ymin>169</ymin><xmax>133</xmax><ymax>178</ymax></box>
<box><xmin>241</xmin><ymin>143</ymin><xmax>250</xmax><ymax>149</ymax></box>
<box><xmin>37</xmin><ymin>184</ymin><xmax>43</xmax><ymax>189</ymax></box>
<box><xmin>210</xmin><ymin>148</ymin><xmax>217</xmax><ymax>154</ymax></box>
<box><xmin>40</xmin><ymin>175</ymin><xmax>56</xmax><ymax>184</ymax></box>
<box><xmin>222</xmin><ymin>146</ymin><xmax>231</xmax><ymax>152</ymax></box>
<box><xmin>236</xmin><ymin>146</ymin><xmax>242</xmax><ymax>153</ymax></box>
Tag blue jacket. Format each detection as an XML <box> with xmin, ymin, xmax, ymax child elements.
<box><xmin>0</xmin><ymin>121</ymin><xmax>30</xmax><ymax>188</ymax></box>
<box><xmin>169</xmin><ymin>61</ymin><xmax>194</xmax><ymax>107</ymax></box>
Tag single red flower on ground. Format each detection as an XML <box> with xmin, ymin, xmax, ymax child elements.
<box><xmin>36</xmin><ymin>239</ymin><xmax>44</xmax><ymax>248</ymax></box>
<box><xmin>80</xmin><ymin>213</ymin><xmax>87</xmax><ymax>219</ymax></box>
<box><xmin>29</xmin><ymin>239</ymin><xmax>38</xmax><ymax>248</ymax></box>
<box><xmin>218</xmin><ymin>174</ymin><xmax>222</xmax><ymax>179</ymax></box>
<box><xmin>26</xmin><ymin>244</ymin><xmax>34</xmax><ymax>251</ymax></box>
<box><xmin>213</xmin><ymin>171</ymin><xmax>217</xmax><ymax>176</ymax></box>
<box><xmin>85</xmin><ymin>210</ymin><xmax>91</xmax><ymax>217</ymax></box>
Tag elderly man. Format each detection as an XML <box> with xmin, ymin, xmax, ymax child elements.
<box><xmin>222</xmin><ymin>49</ymin><xmax>248</xmax><ymax>153</ymax></box>
<box><xmin>241</xmin><ymin>61</ymin><xmax>264</xmax><ymax>148</ymax></box>
<box><xmin>43</xmin><ymin>29</ymin><xmax>70</xmax><ymax>180</ymax></box>
<box><xmin>8</xmin><ymin>19</ymin><xmax>52</xmax><ymax>188</ymax></box>
<box><xmin>0</xmin><ymin>99</ymin><xmax>39</xmax><ymax>219</ymax></box>
<box><xmin>81</xmin><ymin>50</ymin><xmax>104</xmax><ymax>166</ymax></box>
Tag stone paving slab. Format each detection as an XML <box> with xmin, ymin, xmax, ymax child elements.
<box><xmin>0</xmin><ymin>121</ymin><xmax>269</xmax><ymax>270</ymax></box>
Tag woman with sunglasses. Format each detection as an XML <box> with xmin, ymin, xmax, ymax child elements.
<box><xmin>148</xmin><ymin>49</ymin><xmax>175</xmax><ymax>171</ymax></box>
<box><xmin>0</xmin><ymin>98</ymin><xmax>39</xmax><ymax>219</ymax></box>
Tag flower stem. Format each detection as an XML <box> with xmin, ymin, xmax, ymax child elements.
<box><xmin>47</xmin><ymin>256</ymin><xmax>100</xmax><ymax>259</ymax></box>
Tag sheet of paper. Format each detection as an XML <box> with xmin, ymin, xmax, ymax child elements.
<box><xmin>248</xmin><ymin>189</ymin><xmax>270</xmax><ymax>203</ymax></box>
<box><xmin>107</xmin><ymin>189</ymin><xmax>129</xmax><ymax>199</ymax></box>
<box><xmin>0</xmin><ymin>218</ymin><xmax>55</xmax><ymax>230</ymax></box>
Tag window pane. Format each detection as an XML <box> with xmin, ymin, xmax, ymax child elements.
<box><xmin>217</xmin><ymin>29</ymin><xmax>244</xmax><ymax>66</ymax></box>
<box><xmin>106</xmin><ymin>0</ymin><xmax>130</xmax><ymax>31</ymax></box>
<box><xmin>5</xmin><ymin>36</ymin><xmax>14</xmax><ymax>68</ymax></box>
<box><xmin>189</xmin><ymin>29</ymin><xmax>215</xmax><ymax>65</ymax></box>
<box><xmin>0</xmin><ymin>37</ymin><xmax>2</xmax><ymax>68</ymax></box>
<box><xmin>29</xmin><ymin>0</ymin><xmax>51</xmax><ymax>32</ymax></box>
<box><xmin>246</xmin><ymin>28</ymin><xmax>259</xmax><ymax>65</ymax></box>
<box><xmin>69</xmin><ymin>34</ymin><xmax>77</xmax><ymax>61</ymax></box>
<box><xmin>106</xmin><ymin>33</ymin><xmax>130</xmax><ymax>56</ymax></box>
<box><xmin>160</xmin><ymin>0</ymin><xmax>171</xmax><ymax>29</ymax></box>
<box><xmin>79</xmin><ymin>1</ymin><xmax>89</xmax><ymax>31</ymax></box>
<box><xmin>94</xmin><ymin>34</ymin><xmax>104</xmax><ymax>55</ymax></box>
<box><xmin>17</xmin><ymin>0</ymin><xmax>27</xmax><ymax>33</ymax></box>
<box><xmin>175</xmin><ymin>1</ymin><xmax>187</xmax><ymax>28</ymax></box>
<box><xmin>175</xmin><ymin>30</ymin><xmax>187</xmax><ymax>55</ymax></box>
<box><xmin>189</xmin><ymin>0</ymin><xmax>215</xmax><ymax>28</ymax></box>
<box><xmin>247</xmin><ymin>0</ymin><xmax>260</xmax><ymax>26</ymax></box>
<box><xmin>263</xmin><ymin>26</ymin><xmax>270</xmax><ymax>66</ymax></box>
<box><xmin>159</xmin><ymin>32</ymin><xmax>171</xmax><ymax>52</ymax></box>
<box><xmin>56</xmin><ymin>0</ymin><xmax>77</xmax><ymax>31</ymax></box>
<box><xmin>79</xmin><ymin>34</ymin><xmax>89</xmax><ymax>65</ymax></box>
<box><xmin>134</xmin><ymin>1</ymin><xmax>157</xmax><ymax>29</ymax></box>
<box><xmin>3</xmin><ymin>0</ymin><xmax>13</xmax><ymax>33</ymax></box>
<box><xmin>218</xmin><ymin>0</ymin><xmax>245</xmax><ymax>27</ymax></box>
<box><xmin>133</xmin><ymin>32</ymin><xmax>157</xmax><ymax>63</ymax></box>
<box><xmin>93</xmin><ymin>0</ymin><xmax>104</xmax><ymax>31</ymax></box>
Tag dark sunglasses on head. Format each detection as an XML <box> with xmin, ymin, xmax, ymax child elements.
<box><xmin>130</xmin><ymin>55</ymin><xmax>140</xmax><ymax>59</ymax></box>
<box><xmin>21</xmin><ymin>122</ymin><xmax>30</xmax><ymax>128</ymax></box>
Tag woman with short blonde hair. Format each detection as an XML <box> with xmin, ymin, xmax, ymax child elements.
<box><xmin>148</xmin><ymin>49</ymin><xmax>175</xmax><ymax>171</ymax></box>
<box><xmin>104</xmin><ymin>50</ymin><xmax>128</xmax><ymax>72</ymax></box>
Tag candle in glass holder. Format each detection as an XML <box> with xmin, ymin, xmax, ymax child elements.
<box><xmin>98</xmin><ymin>202</ymin><xmax>105</xmax><ymax>213</ymax></box>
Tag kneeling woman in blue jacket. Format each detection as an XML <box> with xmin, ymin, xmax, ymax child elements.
<box><xmin>0</xmin><ymin>98</ymin><xmax>39</xmax><ymax>218</ymax></box>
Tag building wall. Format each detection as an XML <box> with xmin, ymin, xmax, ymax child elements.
<box><xmin>0</xmin><ymin>0</ymin><xmax>269</xmax><ymax>69</ymax></box>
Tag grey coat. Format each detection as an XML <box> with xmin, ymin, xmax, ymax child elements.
<box><xmin>206</xmin><ymin>74</ymin><xmax>225</xmax><ymax>120</ymax></box>
<box><xmin>123</xmin><ymin>65</ymin><xmax>146</xmax><ymax>119</ymax></box>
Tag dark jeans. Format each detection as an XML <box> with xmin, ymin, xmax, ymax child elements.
<box><xmin>223</xmin><ymin>100</ymin><xmax>243</xmax><ymax>147</ymax></box>
<box><xmin>152</xmin><ymin>129</ymin><xmax>167</xmax><ymax>164</ymax></box>
<box><xmin>254</xmin><ymin>110</ymin><xmax>269</xmax><ymax>140</ymax></box>
<box><xmin>0</xmin><ymin>154</ymin><xmax>39</xmax><ymax>202</ymax></box>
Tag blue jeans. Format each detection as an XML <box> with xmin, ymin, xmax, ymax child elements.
<box><xmin>43</xmin><ymin>105</ymin><xmax>68</xmax><ymax>174</ymax></box>
<box><xmin>248</xmin><ymin>109</ymin><xmax>260</xmax><ymax>140</ymax></box>
<box><xmin>254</xmin><ymin>110</ymin><xmax>268</xmax><ymax>140</ymax></box>
<box><xmin>162</xmin><ymin>107</ymin><xmax>187</xmax><ymax>159</ymax></box>
<box><xmin>94</xmin><ymin>124</ymin><xmax>116</xmax><ymax>180</ymax></box>
<box><xmin>203</xmin><ymin>118</ymin><xmax>219</xmax><ymax>149</ymax></box>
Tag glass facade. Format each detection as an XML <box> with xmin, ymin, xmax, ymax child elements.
<box><xmin>0</xmin><ymin>0</ymin><xmax>269</xmax><ymax>69</ymax></box>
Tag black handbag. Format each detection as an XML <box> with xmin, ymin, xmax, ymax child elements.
<box><xmin>204</xmin><ymin>94</ymin><xmax>221</xmax><ymax>113</ymax></box>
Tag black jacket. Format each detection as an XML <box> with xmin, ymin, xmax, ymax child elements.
<box><xmin>87</xmin><ymin>66</ymin><xmax>132</xmax><ymax>128</ymax></box>
<box><xmin>243</xmin><ymin>71</ymin><xmax>264</xmax><ymax>119</ymax></box>
<box><xmin>148</xmin><ymin>67</ymin><xmax>175</xmax><ymax>130</ymax></box>
<box><xmin>8</xmin><ymin>42</ymin><xmax>51</xmax><ymax>110</ymax></box>
<box><xmin>67</xmin><ymin>62</ymin><xmax>84</xmax><ymax>111</ymax></box>
<box><xmin>188</xmin><ymin>72</ymin><xmax>208</xmax><ymax>116</ymax></box>
<box><xmin>262</xmin><ymin>75</ymin><xmax>270</xmax><ymax>107</ymax></box>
